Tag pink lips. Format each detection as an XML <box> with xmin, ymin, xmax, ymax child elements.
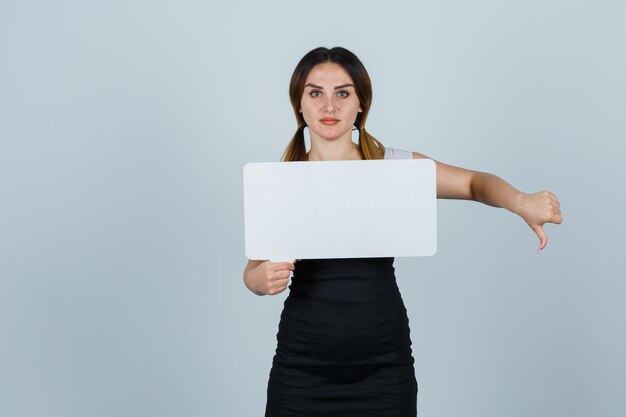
<box><xmin>320</xmin><ymin>118</ymin><xmax>339</xmax><ymax>125</ymax></box>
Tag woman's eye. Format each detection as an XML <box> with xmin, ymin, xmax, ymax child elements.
<box><xmin>337</xmin><ymin>91</ymin><xmax>349</xmax><ymax>98</ymax></box>
<box><xmin>310</xmin><ymin>90</ymin><xmax>321</xmax><ymax>98</ymax></box>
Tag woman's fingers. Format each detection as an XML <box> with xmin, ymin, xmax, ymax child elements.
<box><xmin>266</xmin><ymin>264</ymin><xmax>294</xmax><ymax>278</ymax></box>
<box><xmin>266</xmin><ymin>261</ymin><xmax>295</xmax><ymax>271</ymax></box>
<box><xmin>268</xmin><ymin>276</ymin><xmax>290</xmax><ymax>295</ymax></box>
<box><xmin>260</xmin><ymin>260</ymin><xmax>294</xmax><ymax>295</ymax></box>
<box><xmin>272</xmin><ymin>270</ymin><xmax>292</xmax><ymax>280</ymax></box>
<box><xmin>269</xmin><ymin>283</ymin><xmax>289</xmax><ymax>295</ymax></box>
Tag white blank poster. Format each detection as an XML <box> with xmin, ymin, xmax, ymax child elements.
<box><xmin>243</xmin><ymin>159</ymin><xmax>437</xmax><ymax>261</ymax></box>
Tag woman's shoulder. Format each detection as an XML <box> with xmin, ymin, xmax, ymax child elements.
<box><xmin>383</xmin><ymin>146</ymin><xmax>413</xmax><ymax>160</ymax></box>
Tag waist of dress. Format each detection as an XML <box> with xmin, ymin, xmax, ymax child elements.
<box><xmin>294</xmin><ymin>257</ymin><xmax>394</xmax><ymax>274</ymax></box>
<box><xmin>291</xmin><ymin>257</ymin><xmax>396</xmax><ymax>287</ymax></box>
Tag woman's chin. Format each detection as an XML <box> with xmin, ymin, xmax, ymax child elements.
<box><xmin>313</xmin><ymin>130</ymin><xmax>351</xmax><ymax>142</ymax></box>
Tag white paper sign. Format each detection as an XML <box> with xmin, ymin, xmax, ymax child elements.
<box><xmin>243</xmin><ymin>159</ymin><xmax>437</xmax><ymax>261</ymax></box>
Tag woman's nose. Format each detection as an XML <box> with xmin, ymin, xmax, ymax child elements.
<box><xmin>323</xmin><ymin>95</ymin><xmax>337</xmax><ymax>112</ymax></box>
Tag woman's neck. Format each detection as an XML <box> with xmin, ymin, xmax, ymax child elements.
<box><xmin>307</xmin><ymin>140</ymin><xmax>362</xmax><ymax>161</ymax></box>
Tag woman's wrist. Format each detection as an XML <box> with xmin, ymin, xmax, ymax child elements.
<box><xmin>509</xmin><ymin>191</ymin><xmax>529</xmax><ymax>216</ymax></box>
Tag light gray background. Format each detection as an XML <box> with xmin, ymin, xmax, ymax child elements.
<box><xmin>1</xmin><ymin>1</ymin><xmax>624</xmax><ymax>416</ymax></box>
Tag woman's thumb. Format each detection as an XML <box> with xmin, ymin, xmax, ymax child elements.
<box><xmin>533</xmin><ymin>224</ymin><xmax>548</xmax><ymax>250</ymax></box>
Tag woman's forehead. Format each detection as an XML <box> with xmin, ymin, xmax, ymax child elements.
<box><xmin>305</xmin><ymin>62</ymin><xmax>353</xmax><ymax>86</ymax></box>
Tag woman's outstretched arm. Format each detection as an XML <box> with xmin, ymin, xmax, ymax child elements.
<box><xmin>412</xmin><ymin>152</ymin><xmax>563</xmax><ymax>249</ymax></box>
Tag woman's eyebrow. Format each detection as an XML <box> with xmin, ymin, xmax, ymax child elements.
<box><xmin>304</xmin><ymin>83</ymin><xmax>355</xmax><ymax>89</ymax></box>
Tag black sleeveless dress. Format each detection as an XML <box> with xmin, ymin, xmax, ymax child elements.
<box><xmin>265</xmin><ymin>257</ymin><xmax>418</xmax><ymax>417</ymax></box>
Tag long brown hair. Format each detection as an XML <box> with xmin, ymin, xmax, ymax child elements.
<box><xmin>280</xmin><ymin>47</ymin><xmax>386</xmax><ymax>162</ymax></box>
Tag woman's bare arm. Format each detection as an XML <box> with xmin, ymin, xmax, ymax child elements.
<box><xmin>412</xmin><ymin>151</ymin><xmax>563</xmax><ymax>249</ymax></box>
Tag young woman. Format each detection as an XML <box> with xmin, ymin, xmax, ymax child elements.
<box><xmin>243</xmin><ymin>46</ymin><xmax>562</xmax><ymax>417</ymax></box>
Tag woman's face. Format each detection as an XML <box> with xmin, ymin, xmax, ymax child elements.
<box><xmin>300</xmin><ymin>62</ymin><xmax>362</xmax><ymax>143</ymax></box>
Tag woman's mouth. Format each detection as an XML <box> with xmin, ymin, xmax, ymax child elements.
<box><xmin>320</xmin><ymin>118</ymin><xmax>340</xmax><ymax>125</ymax></box>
